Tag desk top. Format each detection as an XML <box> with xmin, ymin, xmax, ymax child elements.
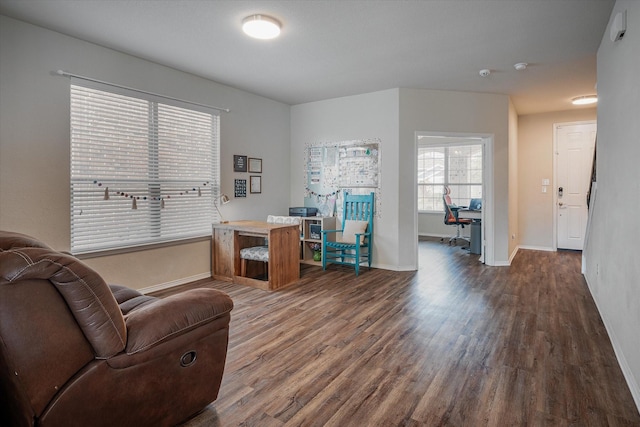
<box><xmin>213</xmin><ymin>220</ymin><xmax>299</xmax><ymax>233</ymax></box>
<box><xmin>458</xmin><ymin>209</ymin><xmax>482</xmax><ymax>220</ymax></box>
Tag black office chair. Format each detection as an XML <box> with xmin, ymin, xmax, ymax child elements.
<box><xmin>442</xmin><ymin>186</ymin><xmax>471</xmax><ymax>246</ymax></box>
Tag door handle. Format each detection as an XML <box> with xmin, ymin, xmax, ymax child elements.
<box><xmin>559</xmin><ymin>202</ymin><xmax>566</xmax><ymax>209</ymax></box>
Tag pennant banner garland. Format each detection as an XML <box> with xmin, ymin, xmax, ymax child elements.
<box><xmin>92</xmin><ymin>180</ymin><xmax>210</xmax><ymax>209</ymax></box>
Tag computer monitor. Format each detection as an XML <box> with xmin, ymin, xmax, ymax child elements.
<box><xmin>469</xmin><ymin>198</ymin><xmax>482</xmax><ymax>211</ymax></box>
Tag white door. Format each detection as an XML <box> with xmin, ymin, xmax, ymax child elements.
<box><xmin>556</xmin><ymin>122</ymin><xmax>596</xmax><ymax>250</ymax></box>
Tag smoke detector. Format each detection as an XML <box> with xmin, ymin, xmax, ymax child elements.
<box><xmin>514</xmin><ymin>62</ymin><xmax>528</xmax><ymax>71</ymax></box>
<box><xmin>479</xmin><ymin>69</ymin><xmax>491</xmax><ymax>77</ymax></box>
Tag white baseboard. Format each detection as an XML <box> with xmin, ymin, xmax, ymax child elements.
<box><xmin>583</xmin><ymin>274</ymin><xmax>640</xmax><ymax>412</ymax></box>
<box><xmin>419</xmin><ymin>233</ymin><xmax>447</xmax><ymax>239</ymax></box>
<box><xmin>140</xmin><ymin>272</ymin><xmax>212</xmax><ymax>295</ymax></box>
<box><xmin>492</xmin><ymin>261</ymin><xmax>511</xmax><ymax>267</ymax></box>
<box><xmin>518</xmin><ymin>245</ymin><xmax>555</xmax><ymax>252</ymax></box>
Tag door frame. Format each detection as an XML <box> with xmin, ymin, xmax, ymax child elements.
<box><xmin>414</xmin><ymin>131</ymin><xmax>495</xmax><ymax>266</ymax></box>
<box><xmin>552</xmin><ymin>120</ymin><xmax>597</xmax><ymax>251</ymax></box>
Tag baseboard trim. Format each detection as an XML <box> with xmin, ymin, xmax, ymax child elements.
<box><xmin>140</xmin><ymin>272</ymin><xmax>212</xmax><ymax>295</ymax></box>
<box><xmin>419</xmin><ymin>233</ymin><xmax>449</xmax><ymax>238</ymax></box>
<box><xmin>583</xmin><ymin>274</ymin><xmax>640</xmax><ymax>412</ymax></box>
<box><xmin>509</xmin><ymin>246</ymin><xmax>519</xmax><ymax>264</ymax></box>
<box><xmin>518</xmin><ymin>245</ymin><xmax>555</xmax><ymax>252</ymax></box>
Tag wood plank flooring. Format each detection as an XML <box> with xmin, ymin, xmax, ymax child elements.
<box><xmin>155</xmin><ymin>239</ymin><xmax>640</xmax><ymax>426</ymax></box>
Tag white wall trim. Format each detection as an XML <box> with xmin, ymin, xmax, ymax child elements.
<box><xmin>509</xmin><ymin>246</ymin><xmax>519</xmax><ymax>264</ymax></box>
<box><xmin>140</xmin><ymin>272</ymin><xmax>212</xmax><ymax>294</ymax></box>
<box><xmin>584</xmin><ymin>274</ymin><xmax>640</xmax><ymax>412</ymax></box>
<box><xmin>518</xmin><ymin>245</ymin><xmax>555</xmax><ymax>252</ymax></box>
<box><xmin>419</xmin><ymin>232</ymin><xmax>468</xmax><ymax>239</ymax></box>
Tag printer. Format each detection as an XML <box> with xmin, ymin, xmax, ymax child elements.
<box><xmin>289</xmin><ymin>207</ymin><xmax>318</xmax><ymax>217</ymax></box>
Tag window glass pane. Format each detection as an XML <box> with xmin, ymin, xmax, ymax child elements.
<box><xmin>417</xmin><ymin>147</ymin><xmax>444</xmax><ymax>185</ymax></box>
<box><xmin>418</xmin><ymin>142</ymin><xmax>482</xmax><ymax>212</ymax></box>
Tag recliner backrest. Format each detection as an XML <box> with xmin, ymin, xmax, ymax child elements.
<box><xmin>0</xmin><ymin>248</ymin><xmax>126</xmax><ymax>358</ymax></box>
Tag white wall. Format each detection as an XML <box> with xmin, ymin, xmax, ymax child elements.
<box><xmin>290</xmin><ymin>90</ymin><xmax>401</xmax><ymax>270</ymax></box>
<box><xmin>418</xmin><ymin>213</ymin><xmax>451</xmax><ymax>238</ymax></box>
<box><xmin>0</xmin><ymin>16</ymin><xmax>291</xmax><ymax>290</ymax></box>
<box><xmin>399</xmin><ymin>88</ymin><xmax>511</xmax><ymax>266</ymax></box>
<box><xmin>291</xmin><ymin>87</ymin><xmax>512</xmax><ymax>270</ymax></box>
<box><xmin>508</xmin><ymin>99</ymin><xmax>519</xmax><ymax>259</ymax></box>
<box><xmin>518</xmin><ymin>108</ymin><xmax>597</xmax><ymax>250</ymax></box>
<box><xmin>584</xmin><ymin>0</ymin><xmax>640</xmax><ymax>409</ymax></box>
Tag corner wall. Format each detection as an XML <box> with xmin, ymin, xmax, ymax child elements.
<box><xmin>585</xmin><ymin>0</ymin><xmax>640</xmax><ymax>409</ymax></box>
<box><xmin>399</xmin><ymin>88</ymin><xmax>511</xmax><ymax>266</ymax></box>
<box><xmin>0</xmin><ymin>16</ymin><xmax>291</xmax><ymax>290</ymax></box>
<box><xmin>508</xmin><ymin>99</ymin><xmax>519</xmax><ymax>259</ymax></box>
<box><xmin>290</xmin><ymin>90</ymin><xmax>401</xmax><ymax>270</ymax></box>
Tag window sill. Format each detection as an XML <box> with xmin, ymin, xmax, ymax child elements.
<box><xmin>73</xmin><ymin>235</ymin><xmax>210</xmax><ymax>259</ymax></box>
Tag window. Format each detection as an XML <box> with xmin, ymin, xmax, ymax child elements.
<box><xmin>70</xmin><ymin>81</ymin><xmax>220</xmax><ymax>254</ymax></box>
<box><xmin>418</xmin><ymin>143</ymin><xmax>482</xmax><ymax>212</ymax></box>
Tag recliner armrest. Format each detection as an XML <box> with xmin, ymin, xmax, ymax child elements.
<box><xmin>122</xmin><ymin>288</ymin><xmax>233</xmax><ymax>355</ymax></box>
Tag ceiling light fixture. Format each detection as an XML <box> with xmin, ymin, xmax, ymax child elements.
<box><xmin>514</xmin><ymin>62</ymin><xmax>528</xmax><ymax>71</ymax></box>
<box><xmin>242</xmin><ymin>14</ymin><xmax>281</xmax><ymax>39</ymax></box>
<box><xmin>571</xmin><ymin>95</ymin><xmax>598</xmax><ymax>105</ymax></box>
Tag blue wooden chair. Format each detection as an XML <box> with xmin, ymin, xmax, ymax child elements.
<box><xmin>322</xmin><ymin>192</ymin><xmax>374</xmax><ymax>276</ymax></box>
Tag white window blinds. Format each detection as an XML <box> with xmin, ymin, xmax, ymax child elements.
<box><xmin>70</xmin><ymin>81</ymin><xmax>220</xmax><ymax>254</ymax></box>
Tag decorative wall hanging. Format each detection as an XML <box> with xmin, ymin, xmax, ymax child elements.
<box><xmin>250</xmin><ymin>176</ymin><xmax>262</xmax><ymax>193</ymax></box>
<box><xmin>304</xmin><ymin>138</ymin><xmax>381</xmax><ymax>217</ymax></box>
<box><xmin>91</xmin><ymin>180</ymin><xmax>209</xmax><ymax>209</ymax></box>
<box><xmin>233</xmin><ymin>155</ymin><xmax>247</xmax><ymax>172</ymax></box>
<box><xmin>248</xmin><ymin>157</ymin><xmax>262</xmax><ymax>173</ymax></box>
<box><xmin>234</xmin><ymin>179</ymin><xmax>247</xmax><ymax>197</ymax></box>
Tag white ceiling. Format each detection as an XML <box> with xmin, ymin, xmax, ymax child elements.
<box><xmin>0</xmin><ymin>0</ymin><xmax>614</xmax><ymax>115</ymax></box>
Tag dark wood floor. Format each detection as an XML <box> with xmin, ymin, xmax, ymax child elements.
<box><xmin>159</xmin><ymin>239</ymin><xmax>640</xmax><ymax>426</ymax></box>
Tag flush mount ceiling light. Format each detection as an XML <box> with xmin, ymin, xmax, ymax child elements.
<box><xmin>514</xmin><ymin>62</ymin><xmax>528</xmax><ymax>71</ymax></box>
<box><xmin>572</xmin><ymin>95</ymin><xmax>598</xmax><ymax>105</ymax></box>
<box><xmin>242</xmin><ymin>14</ymin><xmax>281</xmax><ymax>39</ymax></box>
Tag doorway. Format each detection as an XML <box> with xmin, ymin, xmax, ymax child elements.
<box><xmin>554</xmin><ymin>121</ymin><xmax>597</xmax><ymax>250</ymax></box>
<box><xmin>415</xmin><ymin>132</ymin><xmax>494</xmax><ymax>267</ymax></box>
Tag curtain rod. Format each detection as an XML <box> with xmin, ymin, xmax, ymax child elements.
<box><xmin>56</xmin><ymin>70</ymin><xmax>231</xmax><ymax>113</ymax></box>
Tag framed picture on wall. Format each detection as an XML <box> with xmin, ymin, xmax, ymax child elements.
<box><xmin>233</xmin><ymin>155</ymin><xmax>247</xmax><ymax>172</ymax></box>
<box><xmin>250</xmin><ymin>176</ymin><xmax>262</xmax><ymax>194</ymax></box>
<box><xmin>234</xmin><ymin>179</ymin><xmax>246</xmax><ymax>197</ymax></box>
<box><xmin>248</xmin><ymin>157</ymin><xmax>262</xmax><ymax>173</ymax></box>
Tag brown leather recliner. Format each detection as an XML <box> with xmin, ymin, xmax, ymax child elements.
<box><xmin>0</xmin><ymin>231</ymin><xmax>233</xmax><ymax>427</ymax></box>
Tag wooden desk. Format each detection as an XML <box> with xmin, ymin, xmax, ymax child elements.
<box><xmin>457</xmin><ymin>210</ymin><xmax>482</xmax><ymax>256</ymax></box>
<box><xmin>212</xmin><ymin>221</ymin><xmax>300</xmax><ymax>291</ymax></box>
<box><xmin>457</xmin><ymin>209</ymin><xmax>481</xmax><ymax>220</ymax></box>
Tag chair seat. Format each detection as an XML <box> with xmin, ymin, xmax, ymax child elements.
<box><xmin>447</xmin><ymin>218</ymin><xmax>472</xmax><ymax>225</ymax></box>
<box><xmin>326</xmin><ymin>241</ymin><xmax>365</xmax><ymax>249</ymax></box>
<box><xmin>240</xmin><ymin>245</ymin><xmax>269</xmax><ymax>262</ymax></box>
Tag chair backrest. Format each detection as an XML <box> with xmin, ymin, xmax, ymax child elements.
<box><xmin>443</xmin><ymin>186</ymin><xmax>458</xmax><ymax>224</ymax></box>
<box><xmin>341</xmin><ymin>192</ymin><xmax>374</xmax><ymax>241</ymax></box>
<box><xmin>266</xmin><ymin>215</ymin><xmax>301</xmax><ymax>225</ymax></box>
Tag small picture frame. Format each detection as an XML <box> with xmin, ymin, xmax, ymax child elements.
<box><xmin>233</xmin><ymin>155</ymin><xmax>247</xmax><ymax>172</ymax></box>
<box><xmin>234</xmin><ymin>179</ymin><xmax>246</xmax><ymax>197</ymax></box>
<box><xmin>309</xmin><ymin>224</ymin><xmax>321</xmax><ymax>240</ymax></box>
<box><xmin>248</xmin><ymin>157</ymin><xmax>262</xmax><ymax>173</ymax></box>
<box><xmin>250</xmin><ymin>175</ymin><xmax>262</xmax><ymax>194</ymax></box>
